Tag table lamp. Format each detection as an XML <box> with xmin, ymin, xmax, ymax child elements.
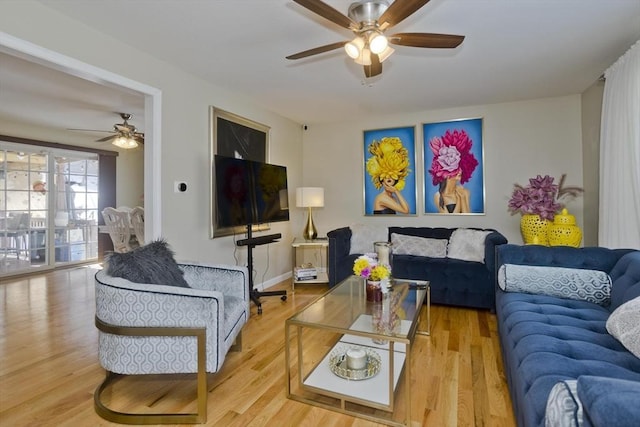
<box><xmin>296</xmin><ymin>187</ymin><xmax>324</xmax><ymax>240</ymax></box>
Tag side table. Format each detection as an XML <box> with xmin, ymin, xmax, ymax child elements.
<box><xmin>291</xmin><ymin>237</ymin><xmax>329</xmax><ymax>290</ymax></box>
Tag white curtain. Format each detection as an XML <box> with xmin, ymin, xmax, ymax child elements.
<box><xmin>599</xmin><ymin>40</ymin><xmax>640</xmax><ymax>249</ymax></box>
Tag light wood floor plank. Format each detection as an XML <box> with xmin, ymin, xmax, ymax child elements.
<box><xmin>0</xmin><ymin>266</ymin><xmax>515</xmax><ymax>426</ymax></box>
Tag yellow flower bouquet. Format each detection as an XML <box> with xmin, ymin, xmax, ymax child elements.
<box><xmin>353</xmin><ymin>254</ymin><xmax>391</xmax><ymax>281</ymax></box>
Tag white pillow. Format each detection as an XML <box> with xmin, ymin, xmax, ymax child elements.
<box><xmin>606</xmin><ymin>296</ymin><xmax>640</xmax><ymax>358</ymax></box>
<box><xmin>446</xmin><ymin>228</ymin><xmax>491</xmax><ymax>263</ymax></box>
<box><xmin>390</xmin><ymin>233</ymin><xmax>448</xmax><ymax>258</ymax></box>
<box><xmin>349</xmin><ymin>224</ymin><xmax>388</xmax><ymax>255</ymax></box>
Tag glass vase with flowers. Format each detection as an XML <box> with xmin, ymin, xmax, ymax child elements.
<box><xmin>353</xmin><ymin>254</ymin><xmax>391</xmax><ymax>302</ymax></box>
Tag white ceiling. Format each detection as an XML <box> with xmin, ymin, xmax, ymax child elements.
<box><xmin>1</xmin><ymin>0</ymin><xmax>640</xmax><ymax>141</ymax></box>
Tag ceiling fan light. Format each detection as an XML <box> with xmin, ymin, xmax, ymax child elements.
<box><xmin>113</xmin><ymin>136</ymin><xmax>138</xmax><ymax>149</ymax></box>
<box><xmin>344</xmin><ymin>37</ymin><xmax>364</xmax><ymax>59</ymax></box>
<box><xmin>369</xmin><ymin>32</ymin><xmax>388</xmax><ymax>55</ymax></box>
<box><xmin>378</xmin><ymin>45</ymin><xmax>395</xmax><ymax>62</ymax></box>
<box><xmin>354</xmin><ymin>48</ymin><xmax>372</xmax><ymax>66</ymax></box>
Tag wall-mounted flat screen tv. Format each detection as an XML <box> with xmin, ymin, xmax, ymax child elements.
<box><xmin>214</xmin><ymin>155</ymin><xmax>289</xmax><ymax>231</ymax></box>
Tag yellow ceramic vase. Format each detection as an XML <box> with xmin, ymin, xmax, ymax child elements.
<box><xmin>548</xmin><ymin>208</ymin><xmax>582</xmax><ymax>247</ymax></box>
<box><xmin>520</xmin><ymin>214</ymin><xmax>551</xmax><ymax>245</ymax></box>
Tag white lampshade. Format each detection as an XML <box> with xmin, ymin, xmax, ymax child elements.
<box><xmin>344</xmin><ymin>37</ymin><xmax>364</xmax><ymax>59</ymax></box>
<box><xmin>112</xmin><ymin>136</ymin><xmax>138</xmax><ymax>149</ymax></box>
<box><xmin>296</xmin><ymin>187</ymin><xmax>324</xmax><ymax>208</ymax></box>
<box><xmin>369</xmin><ymin>32</ymin><xmax>388</xmax><ymax>54</ymax></box>
<box><xmin>378</xmin><ymin>45</ymin><xmax>395</xmax><ymax>63</ymax></box>
<box><xmin>354</xmin><ymin>48</ymin><xmax>372</xmax><ymax>66</ymax></box>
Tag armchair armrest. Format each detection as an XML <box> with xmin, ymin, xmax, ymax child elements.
<box><xmin>179</xmin><ymin>263</ymin><xmax>249</xmax><ymax>302</ymax></box>
<box><xmin>484</xmin><ymin>230</ymin><xmax>508</xmax><ymax>273</ymax></box>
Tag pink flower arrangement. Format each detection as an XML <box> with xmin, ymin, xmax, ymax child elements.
<box><xmin>508</xmin><ymin>174</ymin><xmax>584</xmax><ymax>220</ymax></box>
<box><xmin>428</xmin><ymin>129</ymin><xmax>479</xmax><ymax>185</ymax></box>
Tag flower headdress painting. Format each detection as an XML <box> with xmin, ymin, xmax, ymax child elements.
<box><xmin>423</xmin><ymin>118</ymin><xmax>485</xmax><ymax>214</ymax></box>
<box><xmin>363</xmin><ymin>126</ymin><xmax>417</xmax><ymax>215</ymax></box>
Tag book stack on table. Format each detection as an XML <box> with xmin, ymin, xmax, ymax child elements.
<box><xmin>294</xmin><ymin>266</ymin><xmax>317</xmax><ymax>281</ymax></box>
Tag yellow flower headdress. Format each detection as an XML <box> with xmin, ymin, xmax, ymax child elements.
<box><xmin>366</xmin><ymin>137</ymin><xmax>410</xmax><ymax>190</ymax></box>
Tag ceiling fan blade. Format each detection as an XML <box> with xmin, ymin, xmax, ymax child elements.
<box><xmin>293</xmin><ymin>0</ymin><xmax>355</xmax><ymax>29</ymax></box>
<box><xmin>389</xmin><ymin>33</ymin><xmax>465</xmax><ymax>48</ymax></box>
<box><xmin>67</xmin><ymin>128</ymin><xmax>114</xmax><ymax>134</ymax></box>
<box><xmin>96</xmin><ymin>134</ymin><xmax>117</xmax><ymax>143</ymax></box>
<box><xmin>364</xmin><ymin>54</ymin><xmax>382</xmax><ymax>78</ymax></box>
<box><xmin>134</xmin><ymin>135</ymin><xmax>145</xmax><ymax>144</ymax></box>
<box><xmin>378</xmin><ymin>0</ymin><xmax>431</xmax><ymax>28</ymax></box>
<box><xmin>286</xmin><ymin>41</ymin><xmax>347</xmax><ymax>60</ymax></box>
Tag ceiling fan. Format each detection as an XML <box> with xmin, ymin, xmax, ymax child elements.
<box><xmin>286</xmin><ymin>0</ymin><xmax>465</xmax><ymax>78</ymax></box>
<box><xmin>68</xmin><ymin>113</ymin><xmax>144</xmax><ymax>149</ymax></box>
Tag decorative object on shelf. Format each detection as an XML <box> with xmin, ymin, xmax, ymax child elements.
<box><xmin>548</xmin><ymin>208</ymin><xmax>583</xmax><ymax>247</ymax></box>
<box><xmin>329</xmin><ymin>344</ymin><xmax>381</xmax><ymax>381</ymax></box>
<box><xmin>520</xmin><ymin>214</ymin><xmax>551</xmax><ymax>246</ymax></box>
<box><xmin>371</xmin><ymin>289</ymin><xmax>401</xmax><ymax>344</ymax></box>
<box><xmin>345</xmin><ymin>348</ymin><xmax>368</xmax><ymax>370</ymax></box>
<box><xmin>374</xmin><ymin>241</ymin><xmax>391</xmax><ymax>266</ymax></box>
<box><xmin>353</xmin><ymin>253</ymin><xmax>391</xmax><ymax>301</ymax></box>
<box><xmin>508</xmin><ymin>174</ymin><xmax>584</xmax><ymax>245</ymax></box>
<box><xmin>296</xmin><ymin>187</ymin><xmax>324</xmax><ymax>240</ymax></box>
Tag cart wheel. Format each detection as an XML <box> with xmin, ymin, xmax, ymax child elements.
<box><xmin>281</xmin><ymin>295</ymin><xmax>287</xmax><ymax>301</ymax></box>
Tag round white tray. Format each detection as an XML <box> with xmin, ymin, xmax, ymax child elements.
<box><xmin>328</xmin><ymin>345</ymin><xmax>381</xmax><ymax>381</ymax></box>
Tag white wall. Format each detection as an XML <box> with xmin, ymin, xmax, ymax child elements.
<box><xmin>302</xmin><ymin>95</ymin><xmax>585</xmax><ymax>245</ymax></box>
<box><xmin>0</xmin><ymin>1</ymin><xmax>303</xmax><ymax>286</ymax></box>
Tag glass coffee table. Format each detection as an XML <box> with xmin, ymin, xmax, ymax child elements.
<box><xmin>285</xmin><ymin>276</ymin><xmax>430</xmax><ymax>426</ymax></box>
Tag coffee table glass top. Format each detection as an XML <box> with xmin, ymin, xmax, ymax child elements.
<box><xmin>288</xmin><ymin>276</ymin><xmax>428</xmax><ymax>340</ymax></box>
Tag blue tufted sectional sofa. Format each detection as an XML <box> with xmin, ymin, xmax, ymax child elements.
<box><xmin>496</xmin><ymin>244</ymin><xmax>640</xmax><ymax>427</ymax></box>
<box><xmin>327</xmin><ymin>226</ymin><xmax>508</xmax><ymax>310</ymax></box>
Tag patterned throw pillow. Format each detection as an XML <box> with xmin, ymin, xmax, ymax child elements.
<box><xmin>606</xmin><ymin>296</ymin><xmax>640</xmax><ymax>358</ymax></box>
<box><xmin>545</xmin><ymin>380</ymin><xmax>584</xmax><ymax>427</ymax></box>
<box><xmin>106</xmin><ymin>239</ymin><xmax>190</xmax><ymax>288</ymax></box>
<box><xmin>446</xmin><ymin>228</ymin><xmax>491</xmax><ymax>263</ymax></box>
<box><xmin>349</xmin><ymin>224</ymin><xmax>388</xmax><ymax>255</ymax></box>
<box><xmin>498</xmin><ymin>264</ymin><xmax>611</xmax><ymax>305</ymax></box>
<box><xmin>390</xmin><ymin>233</ymin><xmax>448</xmax><ymax>258</ymax></box>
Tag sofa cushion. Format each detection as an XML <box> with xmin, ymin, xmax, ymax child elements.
<box><xmin>498</xmin><ymin>264</ymin><xmax>611</xmax><ymax>305</ymax></box>
<box><xmin>106</xmin><ymin>239</ymin><xmax>190</xmax><ymax>288</ymax></box>
<box><xmin>349</xmin><ymin>224</ymin><xmax>388</xmax><ymax>255</ymax></box>
<box><xmin>390</xmin><ymin>233</ymin><xmax>447</xmax><ymax>258</ymax></box>
<box><xmin>496</xmin><ymin>289</ymin><xmax>640</xmax><ymax>427</ymax></box>
<box><xmin>606</xmin><ymin>296</ymin><xmax>640</xmax><ymax>358</ymax></box>
<box><xmin>545</xmin><ymin>380</ymin><xmax>583</xmax><ymax>427</ymax></box>
<box><xmin>577</xmin><ymin>376</ymin><xmax>640</xmax><ymax>427</ymax></box>
<box><xmin>446</xmin><ymin>228</ymin><xmax>491</xmax><ymax>263</ymax></box>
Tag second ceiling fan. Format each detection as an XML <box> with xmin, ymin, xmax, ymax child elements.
<box><xmin>286</xmin><ymin>0</ymin><xmax>465</xmax><ymax>78</ymax></box>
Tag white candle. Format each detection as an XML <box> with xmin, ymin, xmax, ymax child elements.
<box><xmin>346</xmin><ymin>348</ymin><xmax>367</xmax><ymax>370</ymax></box>
<box><xmin>375</xmin><ymin>242</ymin><xmax>391</xmax><ymax>266</ymax></box>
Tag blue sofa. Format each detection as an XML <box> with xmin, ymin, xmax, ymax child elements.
<box><xmin>327</xmin><ymin>226</ymin><xmax>508</xmax><ymax>310</ymax></box>
<box><xmin>496</xmin><ymin>244</ymin><xmax>640</xmax><ymax>427</ymax></box>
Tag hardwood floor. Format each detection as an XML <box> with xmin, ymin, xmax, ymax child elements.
<box><xmin>0</xmin><ymin>266</ymin><xmax>515</xmax><ymax>426</ymax></box>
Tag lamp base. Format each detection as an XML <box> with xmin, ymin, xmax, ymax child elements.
<box><xmin>302</xmin><ymin>207</ymin><xmax>318</xmax><ymax>240</ymax></box>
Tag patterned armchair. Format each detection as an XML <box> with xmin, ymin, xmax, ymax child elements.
<box><xmin>94</xmin><ymin>262</ymin><xmax>249</xmax><ymax>424</ymax></box>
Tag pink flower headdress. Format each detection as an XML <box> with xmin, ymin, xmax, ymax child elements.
<box><xmin>428</xmin><ymin>129</ymin><xmax>479</xmax><ymax>186</ymax></box>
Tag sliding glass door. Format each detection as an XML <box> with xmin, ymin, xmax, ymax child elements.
<box><xmin>0</xmin><ymin>143</ymin><xmax>99</xmax><ymax>276</ymax></box>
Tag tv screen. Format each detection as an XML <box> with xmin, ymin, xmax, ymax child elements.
<box><xmin>214</xmin><ymin>155</ymin><xmax>289</xmax><ymax>230</ymax></box>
